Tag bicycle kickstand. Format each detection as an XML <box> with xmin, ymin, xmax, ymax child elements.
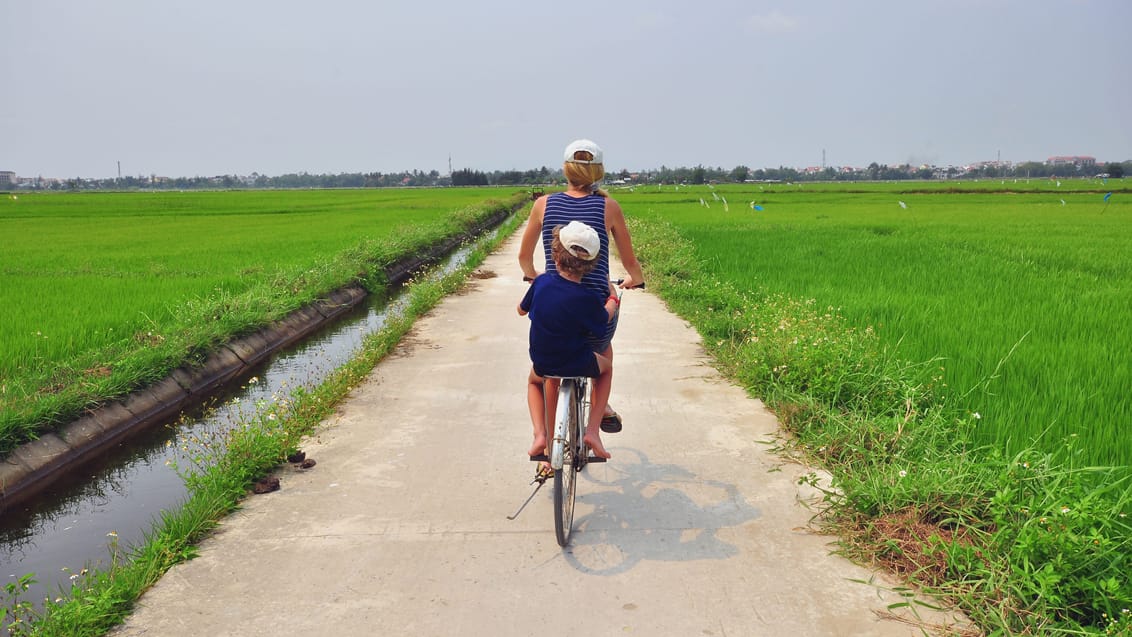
<box><xmin>505</xmin><ymin>478</ymin><xmax>546</xmax><ymax>521</ymax></box>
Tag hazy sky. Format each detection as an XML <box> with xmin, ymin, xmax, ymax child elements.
<box><xmin>3</xmin><ymin>0</ymin><xmax>1130</xmax><ymax>179</ymax></box>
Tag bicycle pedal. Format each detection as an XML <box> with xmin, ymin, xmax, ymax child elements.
<box><xmin>586</xmin><ymin>456</ymin><xmax>607</xmax><ymax>463</ymax></box>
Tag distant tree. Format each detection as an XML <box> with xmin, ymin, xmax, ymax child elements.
<box><xmin>729</xmin><ymin>165</ymin><xmax>750</xmax><ymax>183</ymax></box>
<box><xmin>452</xmin><ymin>168</ymin><xmax>488</xmax><ymax>186</ymax></box>
<box><xmin>1013</xmin><ymin>161</ymin><xmax>1049</xmax><ymax>179</ymax></box>
<box><xmin>690</xmin><ymin>165</ymin><xmax>706</xmax><ymax>184</ymax></box>
<box><xmin>494</xmin><ymin>170</ymin><xmax>524</xmax><ymax>185</ymax></box>
<box><xmin>1105</xmin><ymin>162</ymin><xmax>1124</xmax><ymax>178</ymax></box>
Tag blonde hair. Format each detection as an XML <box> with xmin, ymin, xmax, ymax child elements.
<box><xmin>564</xmin><ymin>151</ymin><xmax>607</xmax><ymax>197</ymax></box>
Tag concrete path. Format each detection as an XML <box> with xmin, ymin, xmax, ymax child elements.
<box><xmin>111</xmin><ymin>234</ymin><xmax>965</xmax><ymax>636</ymax></box>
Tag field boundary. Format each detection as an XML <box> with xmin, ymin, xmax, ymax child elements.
<box><xmin>0</xmin><ymin>203</ymin><xmax>518</xmax><ymax>514</ymax></box>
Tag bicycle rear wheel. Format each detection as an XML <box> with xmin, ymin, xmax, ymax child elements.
<box><xmin>553</xmin><ymin>379</ymin><xmax>579</xmax><ymax>547</ymax></box>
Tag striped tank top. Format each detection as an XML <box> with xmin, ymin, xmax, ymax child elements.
<box><xmin>541</xmin><ymin>192</ymin><xmax>609</xmax><ymax>301</ymax></box>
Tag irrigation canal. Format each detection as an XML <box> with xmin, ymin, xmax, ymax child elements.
<box><xmin>1</xmin><ymin>232</ymin><xmax>493</xmax><ymax>619</ymax></box>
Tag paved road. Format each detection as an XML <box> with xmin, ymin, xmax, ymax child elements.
<box><xmin>112</xmin><ymin>234</ymin><xmax>966</xmax><ymax>636</ymax></box>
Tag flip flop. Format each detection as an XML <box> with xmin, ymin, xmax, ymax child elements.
<box><xmin>600</xmin><ymin>410</ymin><xmax>622</xmax><ymax>433</ymax></box>
<box><xmin>534</xmin><ymin>464</ymin><xmax>554</xmax><ymax>483</ymax></box>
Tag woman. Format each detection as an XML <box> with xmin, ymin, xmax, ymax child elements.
<box><xmin>519</xmin><ymin>139</ymin><xmax>645</xmax><ymax>459</ymax></box>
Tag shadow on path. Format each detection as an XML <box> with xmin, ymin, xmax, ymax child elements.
<box><xmin>559</xmin><ymin>447</ymin><xmax>762</xmax><ymax>576</ymax></box>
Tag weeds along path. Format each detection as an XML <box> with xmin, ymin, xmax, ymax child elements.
<box><xmin>111</xmin><ymin>233</ymin><xmax>969</xmax><ymax>637</ymax></box>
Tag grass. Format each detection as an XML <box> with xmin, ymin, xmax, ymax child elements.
<box><xmin>7</xmin><ymin>181</ymin><xmax>1131</xmax><ymax>634</ymax></box>
<box><xmin>3</xmin><ymin>204</ymin><xmax>528</xmax><ymax>637</ymax></box>
<box><xmin>614</xmin><ymin>180</ymin><xmax>1131</xmax><ymax>469</ymax></box>
<box><xmin>0</xmin><ymin>188</ymin><xmax>527</xmax><ymax>454</ymax></box>
<box><xmin>623</xmin><ymin>199</ymin><xmax>1131</xmax><ymax>635</ymax></box>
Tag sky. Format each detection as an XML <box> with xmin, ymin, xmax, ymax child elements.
<box><xmin>2</xmin><ymin>0</ymin><xmax>1130</xmax><ymax>179</ymax></box>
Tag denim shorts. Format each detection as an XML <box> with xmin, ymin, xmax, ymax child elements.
<box><xmin>586</xmin><ymin>303</ymin><xmax>619</xmax><ymax>355</ymax></box>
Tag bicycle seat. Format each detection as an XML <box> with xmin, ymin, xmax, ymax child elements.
<box><xmin>540</xmin><ymin>375</ymin><xmax>593</xmax><ymax>380</ymax></box>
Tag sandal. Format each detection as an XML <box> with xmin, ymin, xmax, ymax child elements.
<box><xmin>534</xmin><ymin>464</ymin><xmax>555</xmax><ymax>483</ymax></box>
<box><xmin>600</xmin><ymin>409</ymin><xmax>623</xmax><ymax>433</ymax></box>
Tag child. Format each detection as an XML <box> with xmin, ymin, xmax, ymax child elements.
<box><xmin>518</xmin><ymin>221</ymin><xmax>619</xmax><ymax>469</ymax></box>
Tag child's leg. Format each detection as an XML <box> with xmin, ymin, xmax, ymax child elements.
<box><xmin>543</xmin><ymin>376</ymin><xmax>561</xmax><ymax>447</ymax></box>
<box><xmin>527</xmin><ymin>368</ymin><xmax>549</xmax><ymax>457</ymax></box>
<box><xmin>583</xmin><ymin>353</ymin><xmax>613</xmax><ymax>459</ymax></box>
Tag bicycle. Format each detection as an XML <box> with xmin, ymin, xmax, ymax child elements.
<box><xmin>545</xmin><ymin>373</ymin><xmax>603</xmax><ymax>546</ymax></box>
<box><xmin>506</xmin><ymin>374</ymin><xmax>601</xmax><ymax>547</ymax></box>
<box><xmin>508</xmin><ymin>277</ymin><xmax>643</xmax><ymax>546</ymax></box>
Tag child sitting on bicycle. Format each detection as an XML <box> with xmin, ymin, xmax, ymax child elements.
<box><xmin>518</xmin><ymin>221</ymin><xmax>619</xmax><ymax>466</ymax></box>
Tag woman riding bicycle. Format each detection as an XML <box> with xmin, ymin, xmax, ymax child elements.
<box><xmin>518</xmin><ymin>139</ymin><xmax>645</xmax><ymax>456</ymax></box>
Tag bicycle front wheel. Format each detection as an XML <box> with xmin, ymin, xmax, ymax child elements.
<box><xmin>553</xmin><ymin>379</ymin><xmax>579</xmax><ymax>547</ymax></box>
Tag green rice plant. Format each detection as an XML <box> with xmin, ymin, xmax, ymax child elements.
<box><xmin>0</xmin><ymin>188</ymin><xmax>527</xmax><ymax>453</ymax></box>
<box><xmin>9</xmin><ymin>205</ymin><xmax>529</xmax><ymax>637</ymax></box>
<box><xmin>628</xmin><ymin>213</ymin><xmax>1131</xmax><ymax>634</ymax></box>
<box><xmin>616</xmin><ymin>180</ymin><xmax>1131</xmax><ymax>469</ymax></box>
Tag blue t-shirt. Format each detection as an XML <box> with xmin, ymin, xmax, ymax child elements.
<box><xmin>520</xmin><ymin>273</ymin><xmax>608</xmax><ymax>377</ymax></box>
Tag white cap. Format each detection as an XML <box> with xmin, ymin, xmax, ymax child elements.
<box><xmin>558</xmin><ymin>221</ymin><xmax>600</xmax><ymax>261</ymax></box>
<box><xmin>563</xmin><ymin>139</ymin><xmax>603</xmax><ymax>165</ymax></box>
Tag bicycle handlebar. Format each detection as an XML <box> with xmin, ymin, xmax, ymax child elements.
<box><xmin>523</xmin><ymin>275</ymin><xmax>645</xmax><ymax>289</ymax></box>
<box><xmin>611</xmin><ymin>278</ymin><xmax>646</xmax><ymax>290</ymax></box>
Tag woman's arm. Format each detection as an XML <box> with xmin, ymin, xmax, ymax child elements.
<box><xmin>518</xmin><ymin>196</ymin><xmax>546</xmax><ymax>281</ymax></box>
<box><xmin>605</xmin><ymin>198</ymin><xmax>646</xmax><ymax>288</ymax></box>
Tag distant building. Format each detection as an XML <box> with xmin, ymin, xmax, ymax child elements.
<box><xmin>1046</xmin><ymin>156</ymin><xmax>1096</xmax><ymax>168</ymax></box>
<box><xmin>0</xmin><ymin>171</ymin><xmax>15</xmax><ymax>188</ymax></box>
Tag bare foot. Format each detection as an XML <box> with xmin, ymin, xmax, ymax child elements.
<box><xmin>583</xmin><ymin>432</ymin><xmax>612</xmax><ymax>459</ymax></box>
<box><xmin>528</xmin><ymin>437</ymin><xmax>548</xmax><ymax>458</ymax></box>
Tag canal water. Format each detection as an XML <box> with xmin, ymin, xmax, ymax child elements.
<box><xmin>1</xmin><ymin>232</ymin><xmax>494</xmax><ymax>621</ymax></box>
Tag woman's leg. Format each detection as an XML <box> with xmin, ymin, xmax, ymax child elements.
<box><xmin>599</xmin><ymin>342</ymin><xmax>616</xmax><ymax>418</ymax></box>
<box><xmin>583</xmin><ymin>353</ymin><xmax>613</xmax><ymax>459</ymax></box>
<box><xmin>588</xmin><ymin>305</ymin><xmax>620</xmax><ymax>422</ymax></box>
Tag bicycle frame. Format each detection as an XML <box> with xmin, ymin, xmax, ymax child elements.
<box><xmin>545</xmin><ymin>376</ymin><xmax>591</xmax><ymax>546</ymax></box>
<box><xmin>550</xmin><ymin>377</ymin><xmax>589</xmax><ymax>471</ymax></box>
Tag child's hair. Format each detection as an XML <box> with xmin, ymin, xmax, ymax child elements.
<box><xmin>551</xmin><ymin>226</ymin><xmax>598</xmax><ymax>278</ymax></box>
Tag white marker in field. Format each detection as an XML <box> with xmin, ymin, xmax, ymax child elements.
<box><xmin>898</xmin><ymin>201</ymin><xmax>907</xmax><ymax>209</ymax></box>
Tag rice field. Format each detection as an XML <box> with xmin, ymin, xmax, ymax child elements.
<box><xmin>615</xmin><ymin>179</ymin><xmax>1131</xmax><ymax>467</ymax></box>
<box><xmin>0</xmin><ymin>187</ymin><xmax>523</xmax><ymax>448</ymax></box>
